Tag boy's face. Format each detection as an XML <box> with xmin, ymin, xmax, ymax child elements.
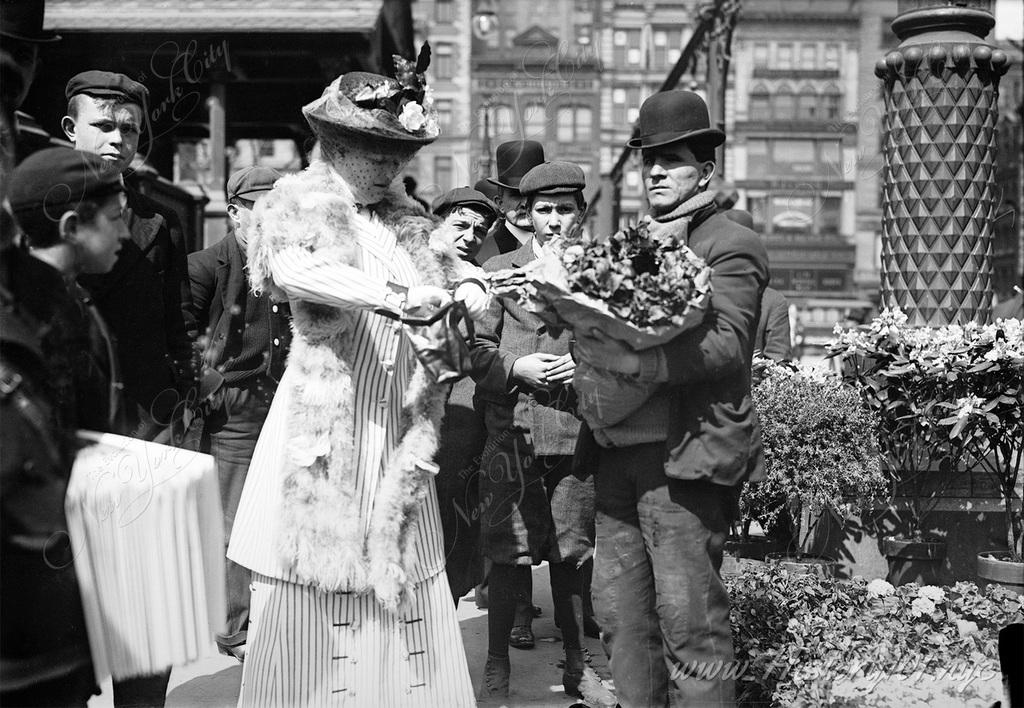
<box><xmin>529</xmin><ymin>193</ymin><xmax>581</xmax><ymax>244</ymax></box>
<box><xmin>63</xmin><ymin>96</ymin><xmax>143</xmax><ymax>174</ymax></box>
<box><xmin>444</xmin><ymin>206</ymin><xmax>492</xmax><ymax>262</ymax></box>
<box><xmin>227</xmin><ymin>200</ymin><xmax>255</xmax><ymax>249</ymax></box>
<box><xmin>73</xmin><ymin>193</ymin><xmax>129</xmax><ymax>274</ymax></box>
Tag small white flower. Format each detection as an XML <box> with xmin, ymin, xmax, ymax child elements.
<box><xmin>917</xmin><ymin>585</ymin><xmax>946</xmax><ymax>604</ymax></box>
<box><xmin>910</xmin><ymin>597</ymin><xmax>936</xmax><ymax>617</ymax></box>
<box><xmin>954</xmin><ymin>619</ymin><xmax>979</xmax><ymax>637</ymax></box>
<box><xmin>398</xmin><ymin>101</ymin><xmax>427</xmax><ymax>132</ymax></box>
<box><xmin>866</xmin><ymin>578</ymin><xmax>895</xmax><ymax>598</ymax></box>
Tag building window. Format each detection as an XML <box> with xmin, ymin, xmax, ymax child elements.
<box><xmin>614</xmin><ymin>29</ymin><xmax>643</xmax><ymax>66</ymax></box>
<box><xmin>772</xmin><ymin>139</ymin><xmax>816</xmax><ymax>174</ymax></box>
<box><xmin>258</xmin><ymin>140</ymin><xmax>275</xmax><ymax>158</ymax></box>
<box><xmin>821</xmin><ymin>196</ymin><xmax>842</xmax><ymax>234</ymax></box>
<box><xmin>748</xmin><ymin>84</ymin><xmax>770</xmax><ymax>117</ymax></box>
<box><xmin>824</xmin><ymin>43</ymin><xmax>841</xmax><ymax>70</ymax></box>
<box><xmin>799</xmin><ymin>43</ymin><xmax>817</xmax><ymax>69</ymax></box>
<box><xmin>797</xmin><ymin>86</ymin><xmax>818</xmax><ymax>120</ymax></box>
<box><xmin>652</xmin><ymin>27</ymin><xmax>682</xmax><ymax>68</ymax></box>
<box><xmin>753</xmin><ymin>42</ymin><xmax>769</xmax><ymax>66</ymax></box>
<box><xmin>747</xmin><ymin>139</ymin><xmax>768</xmax><ymax>174</ymax></box>
<box><xmin>435</xmin><ymin>43</ymin><xmax>454</xmax><ymax>79</ymax></box>
<box><xmin>434</xmin><ymin>156</ymin><xmax>453</xmax><ymax>193</ymax></box>
<box><xmin>822</xmin><ymin>84</ymin><xmax>842</xmax><ymax>120</ymax></box>
<box><xmin>818</xmin><ymin>139</ymin><xmax>841</xmax><ymax>167</ymax></box>
<box><xmin>773</xmin><ymin>85</ymin><xmax>796</xmax><ymax>120</ymax></box>
<box><xmin>524</xmin><ymin>102</ymin><xmax>547</xmax><ymax>139</ymax></box>
<box><xmin>435</xmin><ymin>0</ymin><xmax>454</xmax><ymax>23</ymax></box>
<box><xmin>556</xmin><ymin>105</ymin><xmax>593</xmax><ymax>143</ymax></box>
<box><xmin>747</xmin><ymin>195</ymin><xmax>767</xmax><ymax>232</ymax></box>
<box><xmin>492</xmin><ymin>104</ymin><xmax>515</xmax><ymax>138</ymax></box>
<box><xmin>436</xmin><ymin>99</ymin><xmax>453</xmax><ymax>132</ymax></box>
<box><xmin>776</xmin><ymin>43</ymin><xmax>794</xmax><ymax>69</ymax></box>
<box><xmin>612</xmin><ymin>87</ymin><xmax>641</xmax><ymax>124</ymax></box>
<box><xmin>772</xmin><ymin>194</ymin><xmax>814</xmax><ymax>233</ymax></box>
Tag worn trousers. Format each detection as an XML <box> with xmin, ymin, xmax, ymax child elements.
<box><xmin>593</xmin><ymin>440</ymin><xmax>737</xmax><ymax>707</ymax></box>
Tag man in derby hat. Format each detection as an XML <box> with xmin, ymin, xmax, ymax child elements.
<box><xmin>63</xmin><ymin>70</ymin><xmax>196</xmax><ymax>448</ymax></box>
<box><xmin>475</xmin><ymin>139</ymin><xmax>546</xmax><ymax>264</ymax></box>
<box><xmin>573</xmin><ymin>90</ymin><xmax>770</xmax><ymax>707</ymax></box>
<box><xmin>185</xmin><ymin>165</ymin><xmax>291</xmax><ymax>665</ymax></box>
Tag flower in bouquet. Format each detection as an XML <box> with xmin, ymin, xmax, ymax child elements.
<box><xmin>866</xmin><ymin>578</ymin><xmax>895</xmax><ymax>598</ymax></box>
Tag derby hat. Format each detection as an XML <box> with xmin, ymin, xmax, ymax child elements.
<box><xmin>303</xmin><ymin>70</ymin><xmax>439</xmax><ymax>148</ymax></box>
<box><xmin>626</xmin><ymin>90</ymin><xmax>725</xmax><ymax>150</ymax></box>
<box><xmin>1</xmin><ymin>0</ymin><xmax>60</xmax><ymax>42</ymax></box>
<box><xmin>518</xmin><ymin>161</ymin><xmax>586</xmax><ymax>196</ymax></box>
<box><xmin>487</xmin><ymin>140</ymin><xmax>545</xmax><ymax>190</ymax></box>
<box><xmin>473</xmin><ymin>178</ymin><xmax>500</xmax><ymax>202</ymax></box>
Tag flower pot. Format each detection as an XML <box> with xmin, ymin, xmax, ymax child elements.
<box><xmin>977</xmin><ymin>551</ymin><xmax>1024</xmax><ymax>595</ymax></box>
<box><xmin>882</xmin><ymin>536</ymin><xmax>946</xmax><ymax>587</ymax></box>
<box><xmin>765</xmin><ymin>552</ymin><xmax>838</xmax><ymax>578</ymax></box>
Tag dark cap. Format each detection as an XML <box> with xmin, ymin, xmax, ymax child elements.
<box><xmin>431</xmin><ymin>186</ymin><xmax>500</xmax><ymax>219</ymax></box>
<box><xmin>518</xmin><ymin>161</ymin><xmax>586</xmax><ymax>196</ymax></box>
<box><xmin>487</xmin><ymin>140</ymin><xmax>545</xmax><ymax>190</ymax></box>
<box><xmin>626</xmin><ymin>90</ymin><xmax>725</xmax><ymax>150</ymax></box>
<box><xmin>0</xmin><ymin>0</ymin><xmax>61</xmax><ymax>42</ymax></box>
<box><xmin>66</xmin><ymin>70</ymin><xmax>149</xmax><ymax>108</ymax></box>
<box><xmin>473</xmin><ymin>178</ymin><xmax>500</xmax><ymax>202</ymax></box>
<box><xmin>227</xmin><ymin>166</ymin><xmax>283</xmax><ymax>201</ymax></box>
<box><xmin>8</xmin><ymin>146</ymin><xmax>123</xmax><ymax>216</ymax></box>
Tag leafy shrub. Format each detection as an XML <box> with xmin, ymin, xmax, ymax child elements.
<box><xmin>727</xmin><ymin>563</ymin><xmax>1023</xmax><ymax>706</ymax></box>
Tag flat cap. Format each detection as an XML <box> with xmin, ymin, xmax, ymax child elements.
<box><xmin>518</xmin><ymin>161</ymin><xmax>586</xmax><ymax>196</ymax></box>
<box><xmin>65</xmin><ymin>70</ymin><xmax>149</xmax><ymax>107</ymax></box>
<box><xmin>431</xmin><ymin>186</ymin><xmax>500</xmax><ymax>218</ymax></box>
<box><xmin>8</xmin><ymin>146</ymin><xmax>122</xmax><ymax>216</ymax></box>
<box><xmin>227</xmin><ymin>166</ymin><xmax>283</xmax><ymax>201</ymax></box>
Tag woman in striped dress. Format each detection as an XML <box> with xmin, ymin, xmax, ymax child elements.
<box><xmin>225</xmin><ymin>61</ymin><xmax>486</xmax><ymax>706</ymax></box>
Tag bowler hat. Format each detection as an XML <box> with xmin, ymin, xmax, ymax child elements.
<box><xmin>227</xmin><ymin>166</ymin><xmax>283</xmax><ymax>201</ymax></box>
<box><xmin>66</xmin><ymin>70</ymin><xmax>149</xmax><ymax>108</ymax></box>
<box><xmin>9</xmin><ymin>146</ymin><xmax>122</xmax><ymax>216</ymax></box>
<box><xmin>473</xmin><ymin>178</ymin><xmax>500</xmax><ymax>202</ymax></box>
<box><xmin>519</xmin><ymin>161</ymin><xmax>586</xmax><ymax>196</ymax></box>
<box><xmin>487</xmin><ymin>140</ymin><xmax>545</xmax><ymax>190</ymax></box>
<box><xmin>431</xmin><ymin>186</ymin><xmax>500</xmax><ymax>218</ymax></box>
<box><xmin>626</xmin><ymin>91</ymin><xmax>725</xmax><ymax>150</ymax></box>
<box><xmin>0</xmin><ymin>0</ymin><xmax>60</xmax><ymax>42</ymax></box>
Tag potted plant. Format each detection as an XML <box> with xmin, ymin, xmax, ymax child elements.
<box><xmin>830</xmin><ymin>311</ymin><xmax>1024</xmax><ymax>591</ymax></box>
<box><xmin>742</xmin><ymin>358</ymin><xmax>888</xmax><ymax>577</ymax></box>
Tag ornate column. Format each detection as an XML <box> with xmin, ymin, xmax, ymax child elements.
<box><xmin>875</xmin><ymin>0</ymin><xmax>1011</xmax><ymax>325</ymax></box>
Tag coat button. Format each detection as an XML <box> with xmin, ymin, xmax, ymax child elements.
<box><xmin>272</xmin><ymin>304</ymin><xmax>279</xmax><ymax>313</ymax></box>
<box><xmin>273</xmin><ymin>337</ymin><xmax>280</xmax><ymax>346</ymax></box>
<box><xmin>378</xmin><ymin>398</ymin><xmax>389</xmax><ymax>408</ymax></box>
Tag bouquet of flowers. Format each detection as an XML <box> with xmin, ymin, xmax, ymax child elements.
<box><xmin>489</xmin><ymin>221</ymin><xmax>712</xmax><ymax>348</ymax></box>
<box><xmin>488</xmin><ymin>221</ymin><xmax>712</xmax><ymax>430</ymax></box>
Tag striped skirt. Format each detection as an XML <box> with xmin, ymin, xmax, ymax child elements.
<box><xmin>240</xmin><ymin>572</ymin><xmax>475</xmax><ymax>707</ymax></box>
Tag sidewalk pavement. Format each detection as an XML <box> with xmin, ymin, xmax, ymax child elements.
<box><xmin>87</xmin><ymin>563</ymin><xmax>612</xmax><ymax>708</ymax></box>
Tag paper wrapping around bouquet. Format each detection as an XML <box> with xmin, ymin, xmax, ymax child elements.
<box><xmin>489</xmin><ymin>252</ymin><xmax>712</xmax><ymax>351</ymax></box>
<box><xmin>65</xmin><ymin>431</ymin><xmax>225</xmax><ymax>682</ymax></box>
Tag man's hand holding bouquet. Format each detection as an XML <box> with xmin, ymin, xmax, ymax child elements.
<box><xmin>488</xmin><ymin>217</ymin><xmax>712</xmax><ymax>430</ymax></box>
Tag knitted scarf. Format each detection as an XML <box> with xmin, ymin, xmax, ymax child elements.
<box><xmin>246</xmin><ymin>161</ymin><xmax>469</xmax><ymax>610</ymax></box>
<box><xmin>644</xmin><ymin>189</ymin><xmax>718</xmax><ymax>242</ymax></box>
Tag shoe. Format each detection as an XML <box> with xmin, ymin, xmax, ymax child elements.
<box><xmin>583</xmin><ymin>615</ymin><xmax>602</xmax><ymax>639</ymax></box>
<box><xmin>509</xmin><ymin>624</ymin><xmax>535</xmax><ymax>649</ymax></box>
<box><xmin>475</xmin><ymin>584</ymin><xmax>489</xmax><ymax>609</ymax></box>
<box><xmin>563</xmin><ymin>648</ymin><xmax>616</xmax><ymax>706</ymax></box>
<box><xmin>217</xmin><ymin>642</ymin><xmax>246</xmax><ymax>663</ymax></box>
<box><xmin>478</xmin><ymin>653</ymin><xmax>510</xmax><ymax>699</ymax></box>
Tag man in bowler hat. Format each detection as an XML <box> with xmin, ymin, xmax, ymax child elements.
<box><xmin>573</xmin><ymin>90</ymin><xmax>770</xmax><ymax>706</ymax></box>
<box><xmin>63</xmin><ymin>70</ymin><xmax>196</xmax><ymax>444</ymax></box>
<box><xmin>186</xmin><ymin>166</ymin><xmax>291</xmax><ymax>663</ymax></box>
<box><xmin>474</xmin><ymin>139</ymin><xmax>546</xmax><ymax>264</ymax></box>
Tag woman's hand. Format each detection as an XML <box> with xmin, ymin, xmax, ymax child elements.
<box><xmin>406</xmin><ymin>285</ymin><xmax>452</xmax><ymax>312</ymax></box>
<box><xmin>511</xmin><ymin>353</ymin><xmax>563</xmax><ymax>388</ymax></box>
<box><xmin>454</xmin><ymin>281</ymin><xmax>489</xmax><ymax>322</ymax></box>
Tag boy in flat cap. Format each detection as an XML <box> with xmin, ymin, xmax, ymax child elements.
<box><xmin>185</xmin><ymin>165</ymin><xmax>291</xmax><ymax>663</ymax></box>
<box><xmin>1</xmin><ymin>145</ymin><xmax>129</xmax><ymax>708</ymax></box>
<box><xmin>431</xmin><ymin>185</ymin><xmax>500</xmax><ymax>265</ymax></box>
<box><xmin>471</xmin><ymin>161</ymin><xmax>615</xmax><ymax>705</ymax></box>
<box><xmin>62</xmin><ymin>70</ymin><xmax>196</xmax><ymax>444</ymax></box>
<box><xmin>572</xmin><ymin>90</ymin><xmax>769</xmax><ymax>707</ymax></box>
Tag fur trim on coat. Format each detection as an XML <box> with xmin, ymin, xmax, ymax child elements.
<box><xmin>246</xmin><ymin>161</ymin><xmax>470</xmax><ymax>610</ymax></box>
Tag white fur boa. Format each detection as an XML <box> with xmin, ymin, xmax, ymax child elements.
<box><xmin>246</xmin><ymin>161</ymin><xmax>471</xmax><ymax>610</ymax></box>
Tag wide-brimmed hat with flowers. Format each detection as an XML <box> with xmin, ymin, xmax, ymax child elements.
<box><xmin>303</xmin><ymin>45</ymin><xmax>439</xmax><ymax>148</ymax></box>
